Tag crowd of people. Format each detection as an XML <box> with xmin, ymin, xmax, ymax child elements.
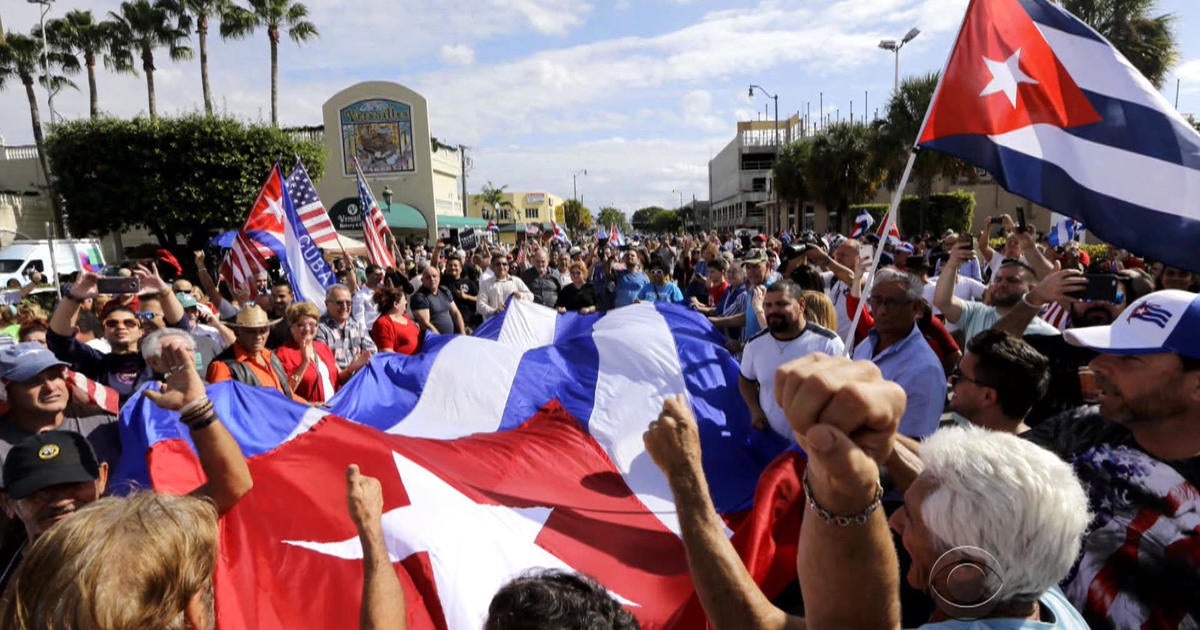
<box><xmin>0</xmin><ymin>213</ymin><xmax>1195</xmax><ymax>628</ymax></box>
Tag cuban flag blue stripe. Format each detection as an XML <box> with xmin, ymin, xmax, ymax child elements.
<box><xmin>1065</xmin><ymin>89</ymin><xmax>1200</xmax><ymax>169</ymax></box>
<box><xmin>112</xmin><ymin>302</ymin><xmax>778</xmax><ymax>523</ymax></box>
<box><xmin>1015</xmin><ymin>0</ymin><xmax>1105</xmax><ymax>44</ymax></box>
<box><xmin>923</xmin><ymin>133</ymin><xmax>1200</xmax><ymax>270</ymax></box>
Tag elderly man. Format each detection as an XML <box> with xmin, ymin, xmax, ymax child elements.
<box><xmin>48</xmin><ymin>268</ymin><xmax>185</xmax><ymax>404</ymax></box>
<box><xmin>206</xmin><ymin>305</ymin><xmax>296</xmax><ymax>400</ymax></box>
<box><xmin>520</xmin><ymin>248</ymin><xmax>562</xmax><ymax>308</ymax></box>
<box><xmin>739</xmin><ymin>280</ymin><xmax>843</xmax><ymax>442</ymax></box>
<box><xmin>412</xmin><ymin>265</ymin><xmax>465</xmax><ymax>335</ymax></box>
<box><xmin>478</xmin><ymin>256</ymin><xmax>533</xmax><ymax>321</ymax></box>
<box><xmin>853</xmin><ymin>269</ymin><xmax>946</xmax><ymax>438</ymax></box>
<box><xmin>643</xmin><ymin>354</ymin><xmax>1091</xmax><ymax>629</ymax></box>
<box><xmin>317</xmin><ymin>284</ymin><xmax>376</xmax><ymax>381</ymax></box>
<box><xmin>1023</xmin><ymin>289</ymin><xmax>1200</xmax><ymax>628</ymax></box>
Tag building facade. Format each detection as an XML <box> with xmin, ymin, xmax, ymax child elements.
<box><xmin>467</xmin><ymin>191</ymin><xmax>566</xmax><ymax>244</ymax></box>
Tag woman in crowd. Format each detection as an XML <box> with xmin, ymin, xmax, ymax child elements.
<box><xmin>371</xmin><ymin>286</ymin><xmax>420</xmax><ymax>355</ymax></box>
<box><xmin>800</xmin><ymin>290</ymin><xmax>838</xmax><ymax>332</ymax></box>
<box><xmin>1155</xmin><ymin>264</ymin><xmax>1198</xmax><ymax>291</ymax></box>
<box><xmin>556</xmin><ymin>261</ymin><xmax>598</xmax><ymax>314</ymax></box>
<box><xmin>636</xmin><ymin>260</ymin><xmax>685</xmax><ymax>304</ymax></box>
<box><xmin>276</xmin><ymin>302</ymin><xmax>341</xmax><ymax>404</ymax></box>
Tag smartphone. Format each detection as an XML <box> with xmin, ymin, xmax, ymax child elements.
<box><xmin>1016</xmin><ymin>207</ymin><xmax>1028</xmax><ymax>232</ymax></box>
<box><xmin>988</xmin><ymin>217</ymin><xmax>1004</xmax><ymax>225</ymax></box>
<box><xmin>858</xmin><ymin>244</ymin><xmax>876</xmax><ymax>261</ymax></box>
<box><xmin>1068</xmin><ymin>274</ymin><xmax>1119</xmax><ymax>302</ymax></box>
<box><xmin>961</xmin><ymin>235</ymin><xmax>975</xmax><ymax>250</ymax></box>
<box><xmin>96</xmin><ymin>276</ymin><xmax>142</xmax><ymax>294</ymax></box>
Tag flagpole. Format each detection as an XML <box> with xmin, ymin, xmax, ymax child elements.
<box><xmin>841</xmin><ymin>1</ymin><xmax>974</xmax><ymax>356</ymax></box>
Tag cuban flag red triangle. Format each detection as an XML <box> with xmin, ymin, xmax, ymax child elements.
<box><xmin>919</xmin><ymin>0</ymin><xmax>1101</xmax><ymax>143</ymax></box>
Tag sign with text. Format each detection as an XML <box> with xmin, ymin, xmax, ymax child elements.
<box><xmin>457</xmin><ymin>228</ymin><xmax>479</xmax><ymax>251</ymax></box>
<box><xmin>329</xmin><ymin>197</ymin><xmax>364</xmax><ymax>232</ymax></box>
<box><xmin>340</xmin><ymin>99</ymin><xmax>416</xmax><ymax>176</ymax></box>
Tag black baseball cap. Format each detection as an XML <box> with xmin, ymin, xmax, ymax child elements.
<box><xmin>3</xmin><ymin>431</ymin><xmax>100</xmax><ymax>500</ymax></box>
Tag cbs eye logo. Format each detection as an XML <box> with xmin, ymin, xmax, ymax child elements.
<box><xmin>928</xmin><ymin>545</ymin><xmax>1006</xmax><ymax>620</ymax></box>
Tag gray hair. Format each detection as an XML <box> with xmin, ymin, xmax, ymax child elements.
<box><xmin>919</xmin><ymin>426</ymin><xmax>1090</xmax><ymax>603</ymax></box>
<box><xmin>872</xmin><ymin>268</ymin><xmax>923</xmax><ymax>302</ymax></box>
<box><xmin>324</xmin><ymin>284</ymin><xmax>351</xmax><ymax>301</ymax></box>
<box><xmin>140</xmin><ymin>329</ymin><xmax>196</xmax><ymax>362</ymax></box>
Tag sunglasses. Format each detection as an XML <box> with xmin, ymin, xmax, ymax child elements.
<box><xmin>135</xmin><ymin>311</ymin><xmax>161</xmax><ymax>320</ymax></box>
<box><xmin>105</xmin><ymin>318</ymin><xmax>138</xmax><ymax>329</ymax></box>
<box><xmin>327</xmin><ymin>300</ymin><xmax>353</xmax><ymax>306</ymax></box>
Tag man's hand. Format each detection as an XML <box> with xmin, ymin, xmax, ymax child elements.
<box><xmin>232</xmin><ymin>284</ymin><xmax>251</xmax><ymax>306</ymax></box>
<box><xmin>134</xmin><ymin>262</ymin><xmax>170</xmax><ymax>295</ymax></box>
<box><xmin>193</xmin><ymin>250</ymin><xmax>206</xmax><ymax>267</ymax></box>
<box><xmin>347</xmin><ymin>464</ymin><xmax>384</xmax><ymax>536</ymax></box>
<box><xmin>946</xmin><ymin>240</ymin><xmax>975</xmax><ymax>269</ymax></box>
<box><xmin>144</xmin><ymin>336</ymin><xmax>205</xmax><ymax>411</ymax></box>
<box><xmin>643</xmin><ymin>395</ymin><xmax>703</xmax><ymax>480</ymax></box>
<box><xmin>69</xmin><ymin>271</ymin><xmax>100</xmax><ymax>300</ymax></box>
<box><xmin>1028</xmin><ymin>268</ymin><xmax>1087</xmax><ymax>307</ymax></box>
<box><xmin>775</xmin><ymin>354</ymin><xmax>905</xmax><ymax>513</ymax></box>
<box><xmin>750</xmin><ymin>284</ymin><xmax>766</xmax><ymax>310</ymax></box>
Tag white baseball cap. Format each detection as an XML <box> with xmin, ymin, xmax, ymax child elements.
<box><xmin>1064</xmin><ymin>289</ymin><xmax>1200</xmax><ymax>358</ymax></box>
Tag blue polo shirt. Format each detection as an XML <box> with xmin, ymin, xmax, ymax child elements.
<box><xmin>852</xmin><ymin>324</ymin><xmax>946</xmax><ymax>438</ymax></box>
<box><xmin>614</xmin><ymin>270</ymin><xmax>650</xmax><ymax>308</ymax></box>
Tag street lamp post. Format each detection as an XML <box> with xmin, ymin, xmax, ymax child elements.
<box><xmin>381</xmin><ymin>186</ymin><xmax>393</xmax><ymax>213</ymax></box>
<box><xmin>878</xmin><ymin>27</ymin><xmax>921</xmax><ymax>94</ymax></box>
<box><xmin>748</xmin><ymin>84</ymin><xmax>780</xmax><ymax>153</ymax></box>
<box><xmin>571</xmin><ymin>169</ymin><xmax>587</xmax><ymax>237</ymax></box>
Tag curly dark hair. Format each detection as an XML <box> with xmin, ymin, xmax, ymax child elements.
<box><xmin>485</xmin><ymin>569</ymin><xmax>640</xmax><ymax>630</ymax></box>
<box><xmin>372</xmin><ymin>286</ymin><xmax>405</xmax><ymax>314</ymax></box>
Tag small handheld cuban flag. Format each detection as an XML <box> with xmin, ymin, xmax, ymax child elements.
<box><xmin>1047</xmin><ymin>213</ymin><xmax>1085</xmax><ymax>247</ymax></box>
<box><xmin>486</xmin><ymin>220</ymin><xmax>499</xmax><ymax>233</ymax></box>
<box><xmin>850</xmin><ymin>210</ymin><xmax>875</xmax><ymax>238</ymax></box>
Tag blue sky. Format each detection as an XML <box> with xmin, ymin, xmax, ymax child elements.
<box><xmin>3</xmin><ymin>0</ymin><xmax>1199</xmax><ymax>217</ymax></box>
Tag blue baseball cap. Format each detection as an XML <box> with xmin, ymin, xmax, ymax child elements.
<box><xmin>0</xmin><ymin>342</ymin><xmax>69</xmax><ymax>383</ymax></box>
<box><xmin>1064</xmin><ymin>290</ymin><xmax>1200</xmax><ymax>359</ymax></box>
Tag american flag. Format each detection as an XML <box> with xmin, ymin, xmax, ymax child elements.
<box><xmin>220</xmin><ymin>165</ymin><xmax>287</xmax><ymax>297</ymax></box>
<box><xmin>286</xmin><ymin>160</ymin><xmax>339</xmax><ymax>247</ymax></box>
<box><xmin>353</xmin><ymin>159</ymin><xmax>396</xmax><ymax>268</ymax></box>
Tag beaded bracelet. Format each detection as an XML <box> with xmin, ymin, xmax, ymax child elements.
<box><xmin>1019</xmin><ymin>291</ymin><xmax>1043</xmax><ymax>310</ymax></box>
<box><xmin>185</xmin><ymin>410</ymin><xmax>218</xmax><ymax>432</ymax></box>
<box><xmin>802</xmin><ymin>471</ymin><xmax>884</xmax><ymax>527</ymax></box>
<box><xmin>180</xmin><ymin>400</ymin><xmax>214</xmax><ymax>426</ymax></box>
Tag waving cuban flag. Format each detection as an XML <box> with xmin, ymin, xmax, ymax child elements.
<box><xmin>918</xmin><ymin>0</ymin><xmax>1200</xmax><ymax>271</ymax></box>
<box><xmin>1047</xmin><ymin>212</ymin><xmax>1085</xmax><ymax>246</ymax></box>
<box><xmin>849</xmin><ymin>209</ymin><xmax>875</xmax><ymax>238</ymax></box>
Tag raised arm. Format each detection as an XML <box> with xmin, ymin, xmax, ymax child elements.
<box><xmin>778</xmin><ymin>355</ymin><xmax>903</xmax><ymax>630</ymax></box>
<box><xmin>933</xmin><ymin>242</ymin><xmax>973</xmax><ymax>324</ymax></box>
<box><xmin>136</xmin><ymin>263</ymin><xmax>185</xmax><ymax>326</ymax></box>
<box><xmin>143</xmin><ymin>335</ymin><xmax>252</xmax><ymax>515</ymax></box>
<box><xmin>644</xmin><ymin>395</ymin><xmax>805</xmax><ymax>630</ymax></box>
<box><xmin>348</xmin><ymin>464</ymin><xmax>407</xmax><ymax>630</ymax></box>
<box><xmin>991</xmin><ymin>268</ymin><xmax>1085</xmax><ymax>337</ymax></box>
<box><xmin>50</xmin><ymin>272</ymin><xmax>98</xmax><ymax>336</ymax></box>
<box><xmin>193</xmin><ymin>250</ymin><xmax>226</xmax><ymax>310</ymax></box>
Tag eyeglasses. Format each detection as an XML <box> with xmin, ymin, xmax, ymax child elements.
<box><xmin>949</xmin><ymin>367</ymin><xmax>992</xmax><ymax>388</ymax></box>
<box><xmin>494</xmin><ymin>262</ymin><xmax>509</xmax><ymax>267</ymax></box>
<box><xmin>135</xmin><ymin>311</ymin><xmax>161</xmax><ymax>320</ymax></box>
<box><xmin>866</xmin><ymin>297</ymin><xmax>913</xmax><ymax>310</ymax></box>
<box><xmin>104</xmin><ymin>318</ymin><xmax>138</xmax><ymax>329</ymax></box>
<box><xmin>651</xmin><ymin>269</ymin><xmax>664</xmax><ymax>275</ymax></box>
<box><xmin>327</xmin><ymin>300</ymin><xmax>352</xmax><ymax>306</ymax></box>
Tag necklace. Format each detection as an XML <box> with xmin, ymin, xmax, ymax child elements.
<box><xmin>771</xmin><ymin>332</ymin><xmax>800</xmax><ymax>354</ymax></box>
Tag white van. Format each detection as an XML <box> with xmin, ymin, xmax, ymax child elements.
<box><xmin>0</xmin><ymin>239</ymin><xmax>106</xmax><ymax>286</ymax></box>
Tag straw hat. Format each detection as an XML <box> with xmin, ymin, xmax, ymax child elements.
<box><xmin>228</xmin><ymin>304</ymin><xmax>280</xmax><ymax>329</ymax></box>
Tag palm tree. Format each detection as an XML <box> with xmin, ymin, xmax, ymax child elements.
<box><xmin>772</xmin><ymin>140</ymin><xmax>812</xmax><ymax>230</ymax></box>
<box><xmin>1056</xmin><ymin>0</ymin><xmax>1177</xmax><ymax>88</ymax></box>
<box><xmin>221</xmin><ymin>0</ymin><xmax>318</xmax><ymax>127</ymax></box>
<box><xmin>43</xmin><ymin>11</ymin><xmax>132</xmax><ymax>119</ymax></box>
<box><xmin>0</xmin><ymin>32</ymin><xmax>77</xmax><ymax>234</ymax></box>
<box><xmin>109</xmin><ymin>0</ymin><xmax>192</xmax><ymax>120</ymax></box>
<box><xmin>179</xmin><ymin>0</ymin><xmax>236</xmax><ymax>115</ymax></box>
<box><xmin>803</xmin><ymin>123</ymin><xmax>886</xmax><ymax>232</ymax></box>
<box><xmin>479</xmin><ymin>181</ymin><xmax>514</xmax><ymax>225</ymax></box>
<box><xmin>874</xmin><ymin>72</ymin><xmax>976</xmax><ymax>234</ymax></box>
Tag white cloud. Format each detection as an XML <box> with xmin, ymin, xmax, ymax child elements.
<box><xmin>492</xmin><ymin>0</ymin><xmax>592</xmax><ymax>36</ymax></box>
<box><xmin>681</xmin><ymin>90</ymin><xmax>722</xmax><ymax>131</ymax></box>
<box><xmin>1177</xmin><ymin>59</ymin><xmax>1200</xmax><ymax>84</ymax></box>
<box><xmin>440</xmin><ymin>44</ymin><xmax>476</xmax><ymax>66</ymax></box>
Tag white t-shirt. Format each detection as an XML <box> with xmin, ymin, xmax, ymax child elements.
<box><xmin>822</xmin><ymin>271</ymin><xmax>865</xmax><ymax>343</ymax></box>
<box><xmin>740</xmin><ymin>323</ymin><xmax>846</xmax><ymax>442</ymax></box>
<box><xmin>984</xmin><ymin>252</ymin><xmax>1027</xmax><ymax>284</ymax></box>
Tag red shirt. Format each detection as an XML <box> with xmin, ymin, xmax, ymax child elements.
<box><xmin>707</xmin><ymin>281</ymin><xmax>729</xmax><ymax>307</ymax></box>
<box><xmin>371</xmin><ymin>315</ymin><xmax>420</xmax><ymax>355</ymax></box>
<box><xmin>275</xmin><ymin>339</ymin><xmax>341</xmax><ymax>403</ymax></box>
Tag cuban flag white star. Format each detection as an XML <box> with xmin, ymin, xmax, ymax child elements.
<box><xmin>283</xmin><ymin>450</ymin><xmax>638</xmax><ymax>630</ymax></box>
<box><xmin>980</xmin><ymin>49</ymin><xmax>1039</xmax><ymax>108</ymax></box>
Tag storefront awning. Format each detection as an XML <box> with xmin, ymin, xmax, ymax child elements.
<box><xmin>436</xmin><ymin>215</ymin><xmax>490</xmax><ymax>229</ymax></box>
<box><xmin>384</xmin><ymin>203</ymin><xmax>428</xmax><ymax>230</ymax></box>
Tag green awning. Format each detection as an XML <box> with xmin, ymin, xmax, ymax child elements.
<box><xmin>436</xmin><ymin>215</ymin><xmax>490</xmax><ymax>229</ymax></box>
<box><xmin>384</xmin><ymin>203</ymin><xmax>428</xmax><ymax>230</ymax></box>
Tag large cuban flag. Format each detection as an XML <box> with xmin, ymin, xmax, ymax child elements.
<box><xmin>918</xmin><ymin>0</ymin><xmax>1200</xmax><ymax>272</ymax></box>
<box><xmin>114</xmin><ymin>301</ymin><xmax>802</xmax><ymax>629</ymax></box>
